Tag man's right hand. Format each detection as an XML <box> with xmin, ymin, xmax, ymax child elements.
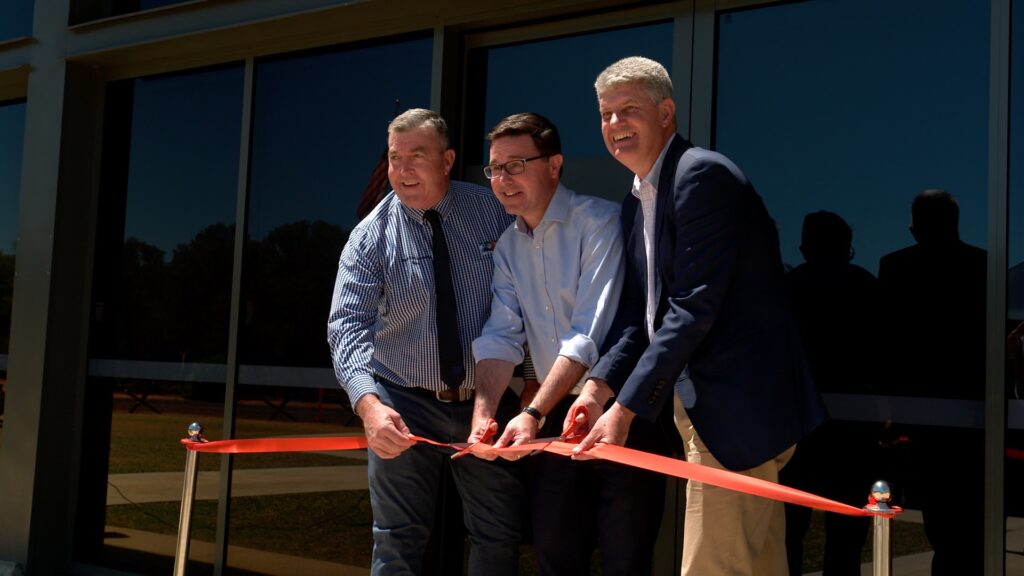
<box><xmin>356</xmin><ymin>394</ymin><xmax>414</xmax><ymax>459</ymax></box>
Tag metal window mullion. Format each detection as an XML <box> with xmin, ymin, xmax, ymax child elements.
<box><xmin>214</xmin><ymin>55</ymin><xmax>255</xmax><ymax>576</ymax></box>
<box><xmin>986</xmin><ymin>1</ymin><xmax>1011</xmax><ymax>575</ymax></box>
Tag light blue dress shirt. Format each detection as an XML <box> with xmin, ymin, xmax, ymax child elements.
<box><xmin>473</xmin><ymin>184</ymin><xmax>624</xmax><ymax>386</ymax></box>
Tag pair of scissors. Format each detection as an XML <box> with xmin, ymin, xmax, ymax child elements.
<box><xmin>522</xmin><ymin>404</ymin><xmax>590</xmax><ymax>456</ymax></box>
<box><xmin>450</xmin><ymin>418</ymin><xmax>497</xmax><ymax>460</ymax></box>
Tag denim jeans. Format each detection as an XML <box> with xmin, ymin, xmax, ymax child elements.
<box><xmin>367</xmin><ymin>380</ymin><xmax>525</xmax><ymax>576</ymax></box>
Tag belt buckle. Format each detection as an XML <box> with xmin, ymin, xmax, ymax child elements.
<box><xmin>435</xmin><ymin>388</ymin><xmax>472</xmax><ymax>403</ymax></box>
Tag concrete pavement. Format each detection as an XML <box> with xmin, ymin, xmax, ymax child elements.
<box><xmin>106</xmin><ymin>464</ymin><xmax>1024</xmax><ymax>575</ymax></box>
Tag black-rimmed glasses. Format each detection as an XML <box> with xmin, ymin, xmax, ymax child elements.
<box><xmin>483</xmin><ymin>154</ymin><xmax>550</xmax><ymax>179</ymax></box>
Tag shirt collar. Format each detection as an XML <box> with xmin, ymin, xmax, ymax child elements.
<box><xmin>632</xmin><ymin>138</ymin><xmax>674</xmax><ymax>195</ymax></box>
<box><xmin>403</xmin><ymin>182</ymin><xmax>456</xmax><ymax>223</ymax></box>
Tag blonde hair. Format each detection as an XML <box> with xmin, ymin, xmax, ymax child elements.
<box><xmin>594</xmin><ymin>56</ymin><xmax>673</xmax><ymax>104</ymax></box>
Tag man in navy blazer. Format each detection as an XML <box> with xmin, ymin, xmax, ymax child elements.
<box><xmin>571</xmin><ymin>56</ymin><xmax>826</xmax><ymax>575</ymax></box>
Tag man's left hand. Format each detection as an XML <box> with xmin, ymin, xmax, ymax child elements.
<box><xmin>572</xmin><ymin>402</ymin><xmax>634</xmax><ymax>459</ymax></box>
<box><xmin>493</xmin><ymin>412</ymin><xmax>541</xmax><ymax>460</ymax></box>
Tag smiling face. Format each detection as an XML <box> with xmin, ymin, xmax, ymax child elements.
<box><xmin>598</xmin><ymin>82</ymin><xmax>676</xmax><ymax>176</ymax></box>
<box><xmin>387</xmin><ymin>126</ymin><xmax>456</xmax><ymax>211</ymax></box>
<box><xmin>488</xmin><ymin>134</ymin><xmax>562</xmax><ymax>231</ymax></box>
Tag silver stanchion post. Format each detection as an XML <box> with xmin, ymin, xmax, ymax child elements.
<box><xmin>865</xmin><ymin>480</ymin><xmax>895</xmax><ymax>576</ymax></box>
<box><xmin>173</xmin><ymin>422</ymin><xmax>204</xmax><ymax>576</ymax></box>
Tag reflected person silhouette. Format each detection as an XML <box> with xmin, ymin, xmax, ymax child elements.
<box><xmin>878</xmin><ymin>189</ymin><xmax>986</xmax><ymax>576</ymax></box>
<box><xmin>781</xmin><ymin>211</ymin><xmax>876</xmax><ymax>576</ymax></box>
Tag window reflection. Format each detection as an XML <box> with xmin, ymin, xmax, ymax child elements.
<box><xmin>1007</xmin><ymin>0</ymin><xmax>1024</xmax><ymax>527</ymax></box>
<box><xmin>0</xmin><ymin>100</ymin><xmax>25</xmax><ymax>361</ymax></box>
<box><xmin>467</xmin><ymin>22</ymin><xmax>674</xmax><ymax>200</ymax></box>
<box><xmin>716</xmin><ymin>0</ymin><xmax>989</xmax><ymax>572</ymax></box>
<box><xmin>230</xmin><ymin>36</ymin><xmax>432</xmax><ymax>573</ymax></box>
<box><xmin>0</xmin><ymin>99</ymin><xmax>25</xmax><ymax>443</ymax></box>
<box><xmin>0</xmin><ymin>0</ymin><xmax>32</xmax><ymax>40</ymax></box>
<box><xmin>82</xmin><ymin>65</ymin><xmax>243</xmax><ymax>573</ymax></box>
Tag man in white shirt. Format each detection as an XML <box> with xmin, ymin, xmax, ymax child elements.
<box><xmin>470</xmin><ymin>112</ymin><xmax>674</xmax><ymax>575</ymax></box>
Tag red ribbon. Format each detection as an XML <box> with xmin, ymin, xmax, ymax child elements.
<box><xmin>181</xmin><ymin>423</ymin><xmax>899</xmax><ymax>517</ymax></box>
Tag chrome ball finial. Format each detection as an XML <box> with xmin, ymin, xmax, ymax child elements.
<box><xmin>186</xmin><ymin>422</ymin><xmax>204</xmax><ymax>442</ymax></box>
<box><xmin>870</xmin><ymin>480</ymin><xmax>891</xmax><ymax>504</ymax></box>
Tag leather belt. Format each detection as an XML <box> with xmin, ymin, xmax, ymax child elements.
<box><xmin>418</xmin><ymin>386</ymin><xmax>474</xmax><ymax>403</ymax></box>
<box><xmin>376</xmin><ymin>375</ymin><xmax>474</xmax><ymax>403</ymax></box>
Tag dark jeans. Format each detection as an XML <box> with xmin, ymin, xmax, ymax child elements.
<box><xmin>527</xmin><ymin>396</ymin><xmax>670</xmax><ymax>576</ymax></box>
<box><xmin>367</xmin><ymin>381</ymin><xmax>525</xmax><ymax>576</ymax></box>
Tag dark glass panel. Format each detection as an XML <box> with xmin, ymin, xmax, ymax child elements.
<box><xmin>1006</xmin><ymin>0</ymin><xmax>1024</xmax><ymax>524</ymax></box>
<box><xmin>227</xmin><ymin>36</ymin><xmax>432</xmax><ymax>574</ymax></box>
<box><xmin>79</xmin><ymin>65</ymin><xmax>243</xmax><ymax>572</ymax></box>
<box><xmin>0</xmin><ymin>0</ymin><xmax>33</xmax><ymax>40</ymax></box>
<box><xmin>0</xmin><ymin>99</ymin><xmax>25</xmax><ymax>444</ymax></box>
<box><xmin>468</xmin><ymin>22</ymin><xmax>674</xmax><ymax>201</ymax></box>
<box><xmin>0</xmin><ymin>100</ymin><xmax>25</xmax><ymax>361</ymax></box>
<box><xmin>716</xmin><ymin>0</ymin><xmax>989</xmax><ymax>572</ymax></box>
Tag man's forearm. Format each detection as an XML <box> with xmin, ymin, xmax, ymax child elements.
<box><xmin>473</xmin><ymin>358</ymin><xmax>515</xmax><ymax>420</ymax></box>
<box><xmin>528</xmin><ymin>355</ymin><xmax>588</xmax><ymax>417</ymax></box>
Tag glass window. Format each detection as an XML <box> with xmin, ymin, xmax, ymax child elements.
<box><xmin>1007</xmin><ymin>0</ymin><xmax>1024</xmax><ymax>526</ymax></box>
<box><xmin>228</xmin><ymin>35</ymin><xmax>432</xmax><ymax>574</ymax></box>
<box><xmin>716</xmin><ymin>0</ymin><xmax>989</xmax><ymax>572</ymax></box>
<box><xmin>465</xmin><ymin>22</ymin><xmax>675</xmax><ymax>201</ymax></box>
<box><xmin>0</xmin><ymin>99</ymin><xmax>25</xmax><ymax>443</ymax></box>
<box><xmin>81</xmin><ymin>64</ymin><xmax>244</xmax><ymax>573</ymax></box>
<box><xmin>0</xmin><ymin>0</ymin><xmax>33</xmax><ymax>40</ymax></box>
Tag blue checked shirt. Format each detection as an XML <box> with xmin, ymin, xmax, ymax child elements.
<box><xmin>328</xmin><ymin>181</ymin><xmax>513</xmax><ymax>408</ymax></box>
<box><xmin>472</xmin><ymin>184</ymin><xmax>624</xmax><ymax>385</ymax></box>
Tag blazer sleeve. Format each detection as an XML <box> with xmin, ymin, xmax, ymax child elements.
<box><xmin>616</xmin><ymin>156</ymin><xmax>744</xmax><ymax>421</ymax></box>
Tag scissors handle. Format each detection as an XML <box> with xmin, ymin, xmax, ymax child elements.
<box><xmin>451</xmin><ymin>418</ymin><xmax>496</xmax><ymax>459</ymax></box>
<box><xmin>559</xmin><ymin>405</ymin><xmax>589</xmax><ymax>442</ymax></box>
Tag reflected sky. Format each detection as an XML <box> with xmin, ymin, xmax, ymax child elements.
<box><xmin>0</xmin><ymin>101</ymin><xmax>26</xmax><ymax>255</ymax></box>
<box><xmin>479</xmin><ymin>23</ymin><xmax>673</xmax><ymax>200</ymax></box>
<box><xmin>0</xmin><ymin>0</ymin><xmax>33</xmax><ymax>40</ymax></box>
<box><xmin>124</xmin><ymin>67</ymin><xmax>244</xmax><ymax>254</ymax></box>
<box><xmin>248</xmin><ymin>36</ymin><xmax>432</xmax><ymax>238</ymax></box>
<box><xmin>482</xmin><ymin>23</ymin><xmax>673</xmax><ymax>160</ymax></box>
<box><xmin>716</xmin><ymin>0</ymin><xmax>991</xmax><ymax>274</ymax></box>
<box><xmin>1011</xmin><ymin>0</ymin><xmax>1024</xmax><ymax>266</ymax></box>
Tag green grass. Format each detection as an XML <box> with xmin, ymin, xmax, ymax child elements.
<box><xmin>109</xmin><ymin>412</ymin><xmax>365</xmax><ymax>474</ymax></box>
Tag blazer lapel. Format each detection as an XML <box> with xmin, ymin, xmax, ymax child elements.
<box><xmin>654</xmin><ymin>135</ymin><xmax>692</xmax><ymax>304</ymax></box>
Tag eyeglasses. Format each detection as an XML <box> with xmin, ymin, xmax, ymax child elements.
<box><xmin>483</xmin><ymin>154</ymin><xmax>550</xmax><ymax>180</ymax></box>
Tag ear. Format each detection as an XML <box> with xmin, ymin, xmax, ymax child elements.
<box><xmin>549</xmin><ymin>154</ymin><xmax>564</xmax><ymax>179</ymax></box>
<box><xmin>442</xmin><ymin>148</ymin><xmax>456</xmax><ymax>175</ymax></box>
<box><xmin>659</xmin><ymin>98</ymin><xmax>676</xmax><ymax>127</ymax></box>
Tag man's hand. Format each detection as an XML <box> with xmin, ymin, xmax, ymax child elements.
<box><xmin>493</xmin><ymin>412</ymin><xmax>541</xmax><ymax>460</ymax></box>
<box><xmin>564</xmin><ymin>378</ymin><xmax>613</xmax><ymax>436</ymax></box>
<box><xmin>572</xmin><ymin>402</ymin><xmax>635</xmax><ymax>458</ymax></box>
<box><xmin>465</xmin><ymin>416</ymin><xmax>500</xmax><ymax>461</ymax></box>
<box><xmin>356</xmin><ymin>394</ymin><xmax>414</xmax><ymax>459</ymax></box>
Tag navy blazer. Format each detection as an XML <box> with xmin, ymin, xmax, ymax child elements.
<box><xmin>591</xmin><ymin>135</ymin><xmax>827</xmax><ymax>471</ymax></box>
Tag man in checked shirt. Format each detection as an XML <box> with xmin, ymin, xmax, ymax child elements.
<box><xmin>327</xmin><ymin>108</ymin><xmax>524</xmax><ymax>576</ymax></box>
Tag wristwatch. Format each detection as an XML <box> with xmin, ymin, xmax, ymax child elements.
<box><xmin>521</xmin><ymin>405</ymin><xmax>545</xmax><ymax>427</ymax></box>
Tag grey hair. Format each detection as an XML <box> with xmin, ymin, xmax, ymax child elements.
<box><xmin>594</xmin><ymin>56</ymin><xmax>673</xmax><ymax>104</ymax></box>
<box><xmin>388</xmin><ymin>108</ymin><xmax>450</xmax><ymax>149</ymax></box>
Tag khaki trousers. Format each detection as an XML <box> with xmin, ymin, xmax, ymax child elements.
<box><xmin>674</xmin><ymin>395</ymin><xmax>794</xmax><ymax>576</ymax></box>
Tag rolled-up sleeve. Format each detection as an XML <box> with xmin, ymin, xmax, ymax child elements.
<box><xmin>559</xmin><ymin>204</ymin><xmax>624</xmax><ymax>368</ymax></box>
